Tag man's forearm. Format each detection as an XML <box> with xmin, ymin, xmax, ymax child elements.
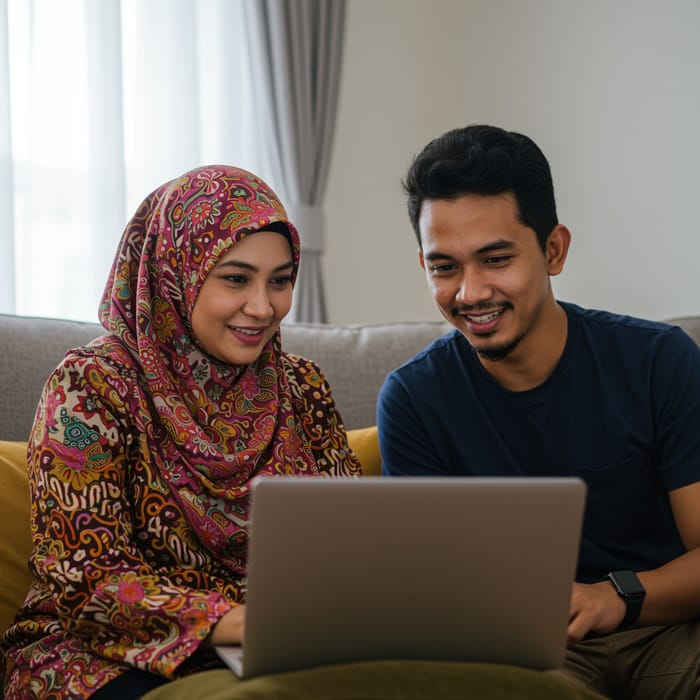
<box><xmin>638</xmin><ymin>547</ymin><xmax>700</xmax><ymax>624</ymax></box>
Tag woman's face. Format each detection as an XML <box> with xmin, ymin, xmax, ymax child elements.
<box><xmin>191</xmin><ymin>230</ymin><xmax>294</xmax><ymax>365</ymax></box>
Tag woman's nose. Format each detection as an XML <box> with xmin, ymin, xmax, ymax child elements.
<box><xmin>243</xmin><ymin>285</ymin><xmax>273</xmax><ymax>318</ymax></box>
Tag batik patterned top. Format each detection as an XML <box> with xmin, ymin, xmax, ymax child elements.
<box><xmin>1</xmin><ymin>166</ymin><xmax>361</xmax><ymax>699</ymax></box>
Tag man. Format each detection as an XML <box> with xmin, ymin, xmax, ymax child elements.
<box><xmin>377</xmin><ymin>124</ymin><xmax>700</xmax><ymax>698</ymax></box>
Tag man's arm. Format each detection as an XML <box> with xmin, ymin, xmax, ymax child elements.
<box><xmin>568</xmin><ymin>327</ymin><xmax>700</xmax><ymax>643</ymax></box>
<box><xmin>568</xmin><ymin>482</ymin><xmax>700</xmax><ymax>644</ymax></box>
<box><xmin>637</xmin><ymin>481</ymin><xmax>700</xmax><ymax>622</ymax></box>
<box><xmin>377</xmin><ymin>372</ymin><xmax>446</xmax><ymax>476</ymax></box>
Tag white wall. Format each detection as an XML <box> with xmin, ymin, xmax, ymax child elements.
<box><xmin>323</xmin><ymin>0</ymin><xmax>700</xmax><ymax>325</ymax></box>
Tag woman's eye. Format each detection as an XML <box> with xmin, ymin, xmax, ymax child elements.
<box><xmin>270</xmin><ymin>276</ymin><xmax>293</xmax><ymax>287</ymax></box>
<box><xmin>224</xmin><ymin>274</ymin><xmax>247</xmax><ymax>285</ymax></box>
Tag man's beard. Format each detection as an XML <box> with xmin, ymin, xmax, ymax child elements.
<box><xmin>452</xmin><ymin>302</ymin><xmax>524</xmax><ymax>361</ymax></box>
<box><xmin>471</xmin><ymin>331</ymin><xmax>526</xmax><ymax>362</ymax></box>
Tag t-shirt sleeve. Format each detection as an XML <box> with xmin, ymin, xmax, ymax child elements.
<box><xmin>376</xmin><ymin>370</ymin><xmax>447</xmax><ymax>477</ymax></box>
<box><xmin>652</xmin><ymin>326</ymin><xmax>700</xmax><ymax>491</ymax></box>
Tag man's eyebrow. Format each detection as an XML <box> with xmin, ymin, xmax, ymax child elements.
<box><xmin>423</xmin><ymin>250</ymin><xmax>456</xmax><ymax>262</ymax></box>
<box><xmin>423</xmin><ymin>239</ymin><xmax>514</xmax><ymax>262</ymax></box>
<box><xmin>215</xmin><ymin>260</ymin><xmax>294</xmax><ymax>273</ymax></box>
<box><xmin>474</xmin><ymin>239</ymin><xmax>515</xmax><ymax>255</ymax></box>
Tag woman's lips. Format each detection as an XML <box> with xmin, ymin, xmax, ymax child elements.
<box><xmin>227</xmin><ymin>326</ymin><xmax>267</xmax><ymax>344</ymax></box>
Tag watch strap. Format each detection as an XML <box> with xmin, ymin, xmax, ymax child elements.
<box><xmin>618</xmin><ymin>593</ymin><xmax>644</xmax><ymax>628</ymax></box>
<box><xmin>606</xmin><ymin>570</ymin><xmax>646</xmax><ymax>629</ymax></box>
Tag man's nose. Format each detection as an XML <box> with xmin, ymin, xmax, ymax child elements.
<box><xmin>455</xmin><ymin>268</ymin><xmax>491</xmax><ymax>306</ymax></box>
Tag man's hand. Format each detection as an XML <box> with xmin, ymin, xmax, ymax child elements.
<box><xmin>206</xmin><ymin>604</ymin><xmax>246</xmax><ymax>646</ymax></box>
<box><xmin>567</xmin><ymin>581</ymin><xmax>626</xmax><ymax>645</ymax></box>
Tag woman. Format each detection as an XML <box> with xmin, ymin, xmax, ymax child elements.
<box><xmin>1</xmin><ymin>165</ymin><xmax>361</xmax><ymax>699</ymax></box>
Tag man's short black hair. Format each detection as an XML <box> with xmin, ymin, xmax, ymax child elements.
<box><xmin>402</xmin><ymin>124</ymin><xmax>558</xmax><ymax>251</ymax></box>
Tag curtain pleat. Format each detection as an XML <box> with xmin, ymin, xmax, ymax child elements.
<box><xmin>244</xmin><ymin>0</ymin><xmax>346</xmax><ymax>323</ymax></box>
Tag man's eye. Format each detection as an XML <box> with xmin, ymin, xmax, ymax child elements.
<box><xmin>430</xmin><ymin>264</ymin><xmax>457</xmax><ymax>275</ymax></box>
<box><xmin>484</xmin><ymin>256</ymin><xmax>512</xmax><ymax>266</ymax></box>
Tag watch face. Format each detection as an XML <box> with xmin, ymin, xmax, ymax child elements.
<box><xmin>611</xmin><ymin>570</ymin><xmax>645</xmax><ymax>597</ymax></box>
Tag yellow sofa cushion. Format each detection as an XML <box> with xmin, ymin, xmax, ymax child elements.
<box><xmin>346</xmin><ymin>425</ymin><xmax>381</xmax><ymax>476</ymax></box>
<box><xmin>0</xmin><ymin>428</ymin><xmax>381</xmax><ymax>635</ymax></box>
<box><xmin>0</xmin><ymin>440</ymin><xmax>33</xmax><ymax>636</ymax></box>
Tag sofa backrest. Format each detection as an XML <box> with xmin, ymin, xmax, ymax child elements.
<box><xmin>4</xmin><ymin>312</ymin><xmax>700</xmax><ymax>442</ymax></box>
<box><xmin>1</xmin><ymin>314</ymin><xmax>106</xmax><ymax>442</ymax></box>
<box><xmin>0</xmin><ymin>313</ymin><xmax>452</xmax><ymax>440</ymax></box>
<box><xmin>668</xmin><ymin>315</ymin><xmax>700</xmax><ymax>346</ymax></box>
<box><xmin>280</xmin><ymin>321</ymin><xmax>451</xmax><ymax>430</ymax></box>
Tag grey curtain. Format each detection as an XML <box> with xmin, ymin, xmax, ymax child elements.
<box><xmin>244</xmin><ymin>0</ymin><xmax>345</xmax><ymax>323</ymax></box>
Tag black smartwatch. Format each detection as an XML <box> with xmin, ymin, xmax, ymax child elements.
<box><xmin>605</xmin><ymin>570</ymin><xmax>646</xmax><ymax>629</ymax></box>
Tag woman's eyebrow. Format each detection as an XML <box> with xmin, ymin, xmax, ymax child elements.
<box><xmin>215</xmin><ymin>260</ymin><xmax>294</xmax><ymax>272</ymax></box>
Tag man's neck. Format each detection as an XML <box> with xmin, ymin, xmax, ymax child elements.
<box><xmin>478</xmin><ymin>302</ymin><xmax>569</xmax><ymax>392</ymax></box>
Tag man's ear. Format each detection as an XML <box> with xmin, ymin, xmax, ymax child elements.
<box><xmin>545</xmin><ymin>225</ymin><xmax>571</xmax><ymax>276</ymax></box>
<box><xmin>418</xmin><ymin>248</ymin><xmax>426</xmax><ymax>271</ymax></box>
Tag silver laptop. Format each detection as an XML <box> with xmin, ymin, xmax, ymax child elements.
<box><xmin>216</xmin><ymin>476</ymin><xmax>586</xmax><ymax>678</ymax></box>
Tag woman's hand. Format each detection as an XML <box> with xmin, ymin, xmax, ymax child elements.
<box><xmin>207</xmin><ymin>604</ymin><xmax>246</xmax><ymax>646</ymax></box>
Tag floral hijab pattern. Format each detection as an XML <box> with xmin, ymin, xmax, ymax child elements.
<box><xmin>99</xmin><ymin>165</ymin><xmax>342</xmax><ymax>570</ymax></box>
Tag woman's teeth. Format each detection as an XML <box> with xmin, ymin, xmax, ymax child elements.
<box><xmin>230</xmin><ymin>327</ymin><xmax>263</xmax><ymax>335</ymax></box>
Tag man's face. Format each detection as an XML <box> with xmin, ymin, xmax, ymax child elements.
<box><xmin>418</xmin><ymin>192</ymin><xmax>564</xmax><ymax>363</ymax></box>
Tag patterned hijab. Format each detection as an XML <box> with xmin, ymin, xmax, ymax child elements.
<box><xmin>99</xmin><ymin>165</ymin><xmax>334</xmax><ymax>571</ymax></box>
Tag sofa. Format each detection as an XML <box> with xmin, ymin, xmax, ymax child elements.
<box><xmin>8</xmin><ymin>311</ymin><xmax>697</xmax><ymax>698</ymax></box>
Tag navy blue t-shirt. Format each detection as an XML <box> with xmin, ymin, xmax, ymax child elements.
<box><xmin>377</xmin><ymin>303</ymin><xmax>700</xmax><ymax>582</ymax></box>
